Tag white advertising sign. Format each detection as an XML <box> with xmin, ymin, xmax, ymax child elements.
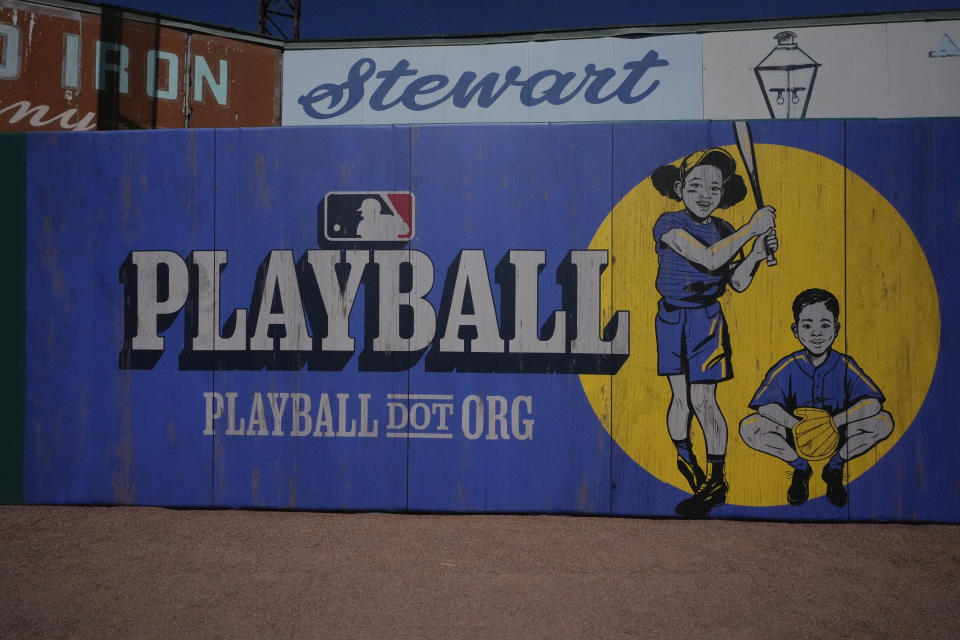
<box><xmin>703</xmin><ymin>21</ymin><xmax>960</xmax><ymax>119</ymax></box>
<box><xmin>281</xmin><ymin>35</ymin><xmax>704</xmax><ymax>125</ymax></box>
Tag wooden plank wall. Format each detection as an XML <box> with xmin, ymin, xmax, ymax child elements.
<box><xmin>8</xmin><ymin>120</ymin><xmax>958</xmax><ymax>521</ymax></box>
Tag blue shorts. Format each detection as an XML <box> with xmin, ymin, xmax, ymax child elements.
<box><xmin>655</xmin><ymin>300</ymin><xmax>732</xmax><ymax>383</ymax></box>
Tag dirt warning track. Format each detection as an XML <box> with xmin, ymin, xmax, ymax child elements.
<box><xmin>1</xmin><ymin>506</ymin><xmax>958</xmax><ymax>639</ymax></box>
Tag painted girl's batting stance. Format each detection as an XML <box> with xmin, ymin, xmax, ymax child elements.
<box><xmin>651</xmin><ymin>148</ymin><xmax>778</xmax><ymax>517</ymax></box>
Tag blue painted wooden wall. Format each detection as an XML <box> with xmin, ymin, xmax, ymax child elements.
<box><xmin>6</xmin><ymin>120</ymin><xmax>958</xmax><ymax>521</ymax></box>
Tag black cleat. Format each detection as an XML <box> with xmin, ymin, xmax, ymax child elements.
<box><xmin>675</xmin><ymin>476</ymin><xmax>728</xmax><ymax>517</ymax></box>
<box><xmin>677</xmin><ymin>455</ymin><xmax>707</xmax><ymax>493</ymax></box>
<box><xmin>787</xmin><ymin>465</ymin><xmax>813</xmax><ymax>505</ymax></box>
<box><xmin>822</xmin><ymin>465</ymin><xmax>848</xmax><ymax>507</ymax></box>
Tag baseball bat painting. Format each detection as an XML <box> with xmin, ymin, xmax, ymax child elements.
<box><xmin>733</xmin><ymin>121</ymin><xmax>778</xmax><ymax>266</ymax></box>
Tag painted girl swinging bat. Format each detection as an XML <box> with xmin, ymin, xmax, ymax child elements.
<box><xmin>649</xmin><ymin>143</ymin><xmax>778</xmax><ymax>517</ymax></box>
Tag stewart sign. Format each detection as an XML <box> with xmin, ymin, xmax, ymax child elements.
<box><xmin>281</xmin><ymin>36</ymin><xmax>703</xmax><ymax>125</ymax></box>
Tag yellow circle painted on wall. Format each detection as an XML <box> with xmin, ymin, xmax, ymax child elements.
<box><xmin>579</xmin><ymin>145</ymin><xmax>940</xmax><ymax>508</ymax></box>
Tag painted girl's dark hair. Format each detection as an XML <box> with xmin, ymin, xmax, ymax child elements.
<box><xmin>650</xmin><ymin>149</ymin><xmax>748</xmax><ymax>209</ymax></box>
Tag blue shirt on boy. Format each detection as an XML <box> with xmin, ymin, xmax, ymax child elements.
<box><xmin>749</xmin><ymin>349</ymin><xmax>885</xmax><ymax>415</ymax></box>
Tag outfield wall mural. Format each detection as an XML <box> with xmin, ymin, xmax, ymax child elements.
<box><xmin>1</xmin><ymin>119</ymin><xmax>957</xmax><ymax>521</ymax></box>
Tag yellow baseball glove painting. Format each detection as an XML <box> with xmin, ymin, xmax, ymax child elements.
<box><xmin>792</xmin><ymin>407</ymin><xmax>840</xmax><ymax>461</ymax></box>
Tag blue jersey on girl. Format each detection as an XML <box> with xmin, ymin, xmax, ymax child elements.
<box><xmin>653</xmin><ymin>210</ymin><xmax>736</xmax><ymax>308</ymax></box>
<box><xmin>653</xmin><ymin>209</ymin><xmax>738</xmax><ymax>382</ymax></box>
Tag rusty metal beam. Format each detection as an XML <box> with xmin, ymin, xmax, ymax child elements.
<box><xmin>258</xmin><ymin>0</ymin><xmax>301</xmax><ymax>39</ymax></box>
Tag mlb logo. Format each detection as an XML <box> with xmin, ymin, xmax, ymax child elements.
<box><xmin>322</xmin><ymin>192</ymin><xmax>415</xmax><ymax>243</ymax></box>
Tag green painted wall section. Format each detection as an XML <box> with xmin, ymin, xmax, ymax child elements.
<box><xmin>0</xmin><ymin>133</ymin><xmax>25</xmax><ymax>504</ymax></box>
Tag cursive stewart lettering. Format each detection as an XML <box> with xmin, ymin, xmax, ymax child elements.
<box><xmin>298</xmin><ymin>58</ymin><xmax>376</xmax><ymax>120</ymax></box>
<box><xmin>449</xmin><ymin>67</ymin><xmax>524</xmax><ymax>108</ymax></box>
<box><xmin>297</xmin><ymin>52</ymin><xmax>670</xmax><ymax>120</ymax></box>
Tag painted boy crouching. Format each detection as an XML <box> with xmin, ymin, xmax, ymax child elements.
<box><xmin>739</xmin><ymin>288</ymin><xmax>893</xmax><ymax>507</ymax></box>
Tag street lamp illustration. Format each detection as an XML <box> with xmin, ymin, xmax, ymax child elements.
<box><xmin>755</xmin><ymin>31</ymin><xmax>821</xmax><ymax>119</ymax></box>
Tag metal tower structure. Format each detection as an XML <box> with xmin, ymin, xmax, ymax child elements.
<box><xmin>258</xmin><ymin>0</ymin><xmax>301</xmax><ymax>39</ymax></box>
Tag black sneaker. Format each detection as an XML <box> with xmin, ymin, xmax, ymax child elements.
<box><xmin>677</xmin><ymin>455</ymin><xmax>706</xmax><ymax>493</ymax></box>
<box><xmin>675</xmin><ymin>476</ymin><xmax>728</xmax><ymax>517</ymax></box>
<box><xmin>822</xmin><ymin>465</ymin><xmax>848</xmax><ymax>507</ymax></box>
<box><xmin>787</xmin><ymin>465</ymin><xmax>813</xmax><ymax>505</ymax></box>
